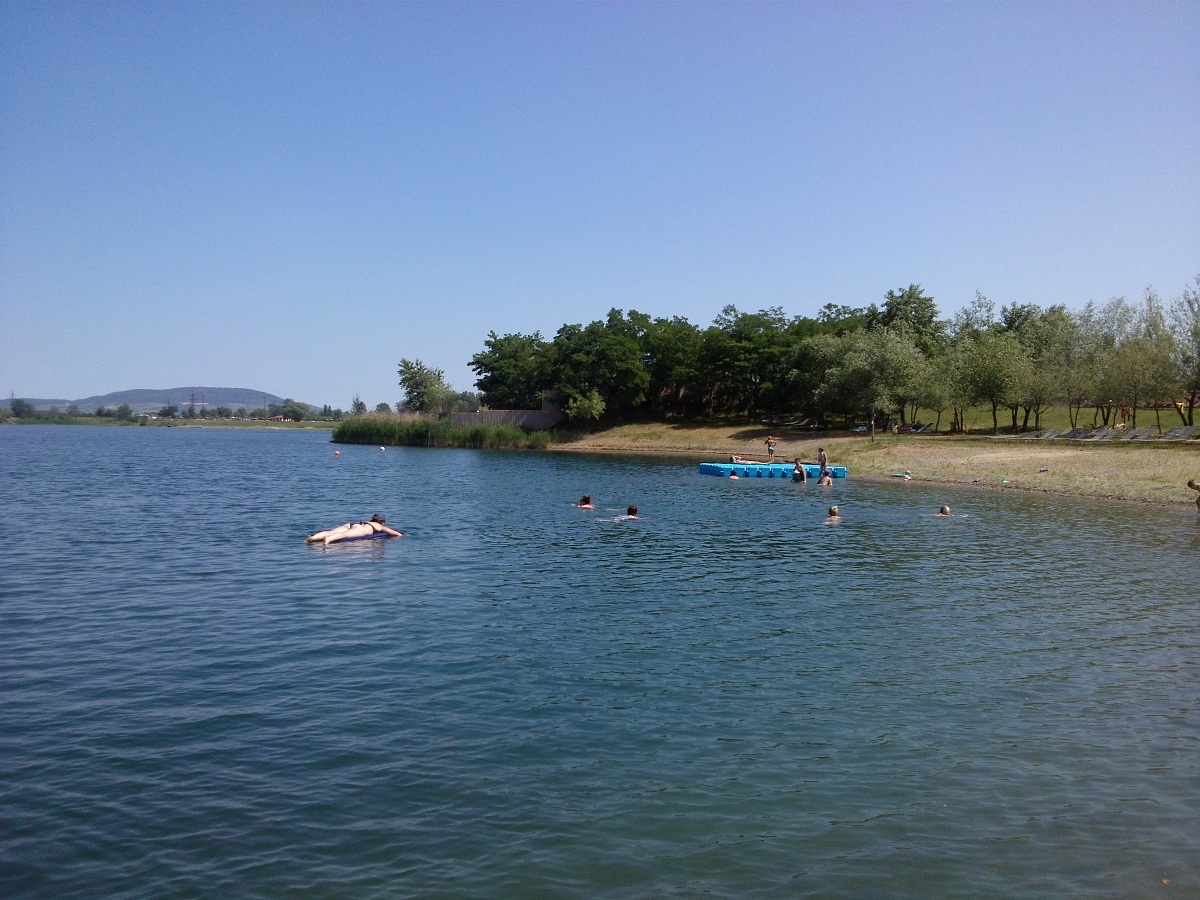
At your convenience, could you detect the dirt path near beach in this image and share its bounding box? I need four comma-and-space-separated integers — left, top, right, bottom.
552, 423, 1200, 507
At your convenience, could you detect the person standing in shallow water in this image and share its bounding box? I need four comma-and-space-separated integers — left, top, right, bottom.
792, 457, 807, 483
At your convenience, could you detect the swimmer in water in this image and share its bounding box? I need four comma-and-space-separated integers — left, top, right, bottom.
578, 494, 595, 509
825, 504, 840, 523
936, 505, 951, 517
626, 505, 639, 519
817, 471, 833, 486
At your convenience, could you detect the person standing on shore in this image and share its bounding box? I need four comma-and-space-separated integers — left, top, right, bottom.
765, 435, 777, 462
817, 447, 828, 477
1189, 479, 1200, 512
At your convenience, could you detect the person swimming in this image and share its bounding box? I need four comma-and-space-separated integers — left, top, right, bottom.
936, 505, 951, 516
306, 513, 403, 546
578, 495, 595, 509
825, 504, 840, 523
625, 505, 639, 518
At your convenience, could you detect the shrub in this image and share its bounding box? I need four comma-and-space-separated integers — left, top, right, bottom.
332, 414, 552, 450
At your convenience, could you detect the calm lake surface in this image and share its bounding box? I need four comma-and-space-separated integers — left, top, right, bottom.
2, 425, 1198, 898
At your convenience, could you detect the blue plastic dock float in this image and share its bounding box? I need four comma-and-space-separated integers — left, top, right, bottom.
698, 462, 847, 479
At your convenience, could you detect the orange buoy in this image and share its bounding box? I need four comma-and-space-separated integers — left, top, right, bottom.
333, 450, 341, 456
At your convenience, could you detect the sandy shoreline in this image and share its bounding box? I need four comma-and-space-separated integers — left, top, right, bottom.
551, 423, 1200, 508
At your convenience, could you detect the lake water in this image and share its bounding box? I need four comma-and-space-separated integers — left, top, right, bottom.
2, 425, 1198, 898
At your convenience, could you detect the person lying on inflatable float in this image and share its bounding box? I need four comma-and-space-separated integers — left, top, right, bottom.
306, 513, 403, 545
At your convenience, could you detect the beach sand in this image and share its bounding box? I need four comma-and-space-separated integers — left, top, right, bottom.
553, 423, 1200, 507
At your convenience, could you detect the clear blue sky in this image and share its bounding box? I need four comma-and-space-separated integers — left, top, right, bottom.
2, 1, 1197, 409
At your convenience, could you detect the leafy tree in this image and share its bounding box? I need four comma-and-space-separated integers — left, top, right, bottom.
545, 318, 648, 419
398, 358, 457, 414
564, 388, 606, 425
637, 314, 702, 417
818, 329, 924, 437
158, 404, 179, 418
866, 284, 946, 356
453, 391, 482, 412
470, 331, 549, 409
375, 402, 392, 413
961, 332, 1027, 434
816, 303, 869, 335
351, 396, 367, 415
11, 398, 34, 417
1001, 302, 1073, 430
1169, 275, 1200, 425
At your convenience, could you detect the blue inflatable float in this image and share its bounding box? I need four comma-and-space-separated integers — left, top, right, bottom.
698, 462, 847, 479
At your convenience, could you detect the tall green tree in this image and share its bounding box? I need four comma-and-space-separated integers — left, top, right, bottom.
818, 328, 924, 437
398, 358, 456, 414
470, 331, 549, 409
545, 319, 648, 419
961, 332, 1027, 434
1169, 275, 1200, 425
866, 284, 947, 356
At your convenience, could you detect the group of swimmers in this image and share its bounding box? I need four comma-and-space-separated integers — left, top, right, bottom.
306, 513, 403, 546
578, 495, 638, 518
305, 479, 1200, 549
824, 503, 953, 523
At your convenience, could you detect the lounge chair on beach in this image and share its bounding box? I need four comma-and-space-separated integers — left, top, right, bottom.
1160, 426, 1198, 442
1062, 427, 1089, 440
1037, 429, 1061, 440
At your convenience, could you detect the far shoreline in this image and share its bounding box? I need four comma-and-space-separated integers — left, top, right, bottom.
550, 424, 1200, 510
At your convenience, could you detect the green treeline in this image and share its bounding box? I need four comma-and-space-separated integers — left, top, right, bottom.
468, 280, 1200, 433
333, 416, 551, 449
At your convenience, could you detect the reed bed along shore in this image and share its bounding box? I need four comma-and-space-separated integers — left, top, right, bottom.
333, 414, 552, 450
554, 423, 1200, 507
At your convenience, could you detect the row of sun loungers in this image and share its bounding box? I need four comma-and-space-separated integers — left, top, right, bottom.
1012, 425, 1198, 442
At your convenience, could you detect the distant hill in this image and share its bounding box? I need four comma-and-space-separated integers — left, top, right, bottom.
21, 387, 298, 414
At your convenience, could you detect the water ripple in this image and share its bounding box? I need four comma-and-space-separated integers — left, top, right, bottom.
1, 428, 1198, 897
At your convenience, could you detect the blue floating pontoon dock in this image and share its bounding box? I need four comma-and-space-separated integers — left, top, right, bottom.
699, 462, 848, 479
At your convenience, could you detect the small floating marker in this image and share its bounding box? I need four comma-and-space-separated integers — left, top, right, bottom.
333, 450, 341, 456
379, 446, 385, 451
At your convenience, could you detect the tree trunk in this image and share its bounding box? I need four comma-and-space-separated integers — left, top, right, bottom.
991, 401, 999, 435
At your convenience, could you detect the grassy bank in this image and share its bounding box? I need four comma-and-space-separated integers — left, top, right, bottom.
333, 415, 553, 449
553, 422, 1200, 507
